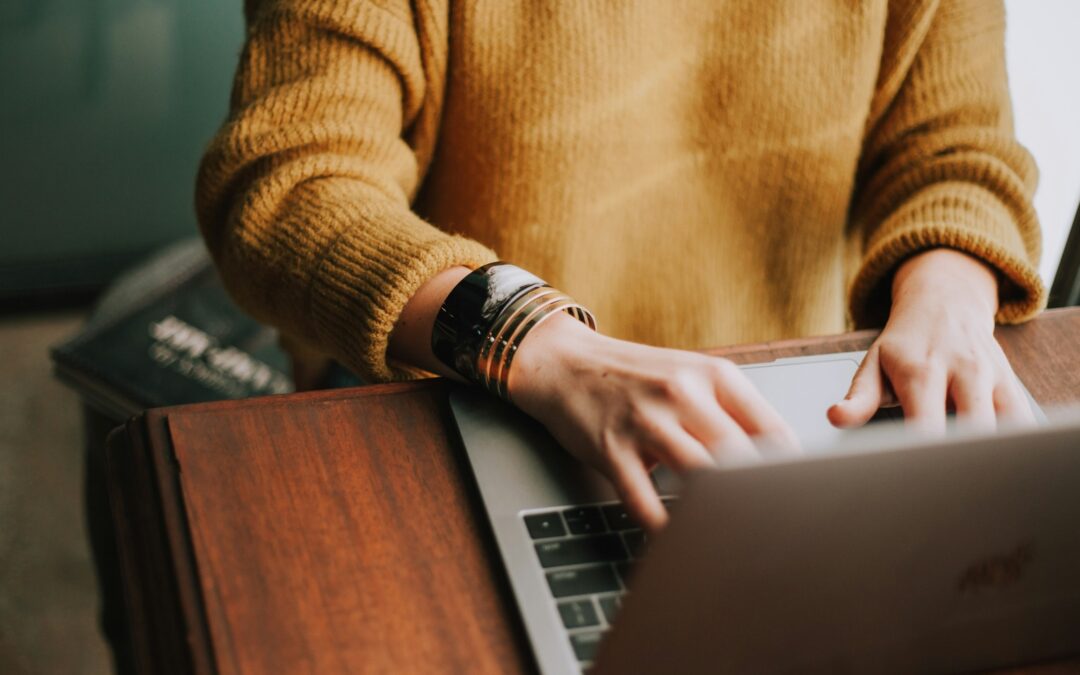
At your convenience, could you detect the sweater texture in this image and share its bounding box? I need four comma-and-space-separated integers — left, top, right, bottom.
196, 0, 1045, 382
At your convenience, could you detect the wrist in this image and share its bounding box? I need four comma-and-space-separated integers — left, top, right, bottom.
892, 248, 998, 318
508, 311, 603, 403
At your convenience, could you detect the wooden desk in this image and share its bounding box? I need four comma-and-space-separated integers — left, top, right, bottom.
106, 308, 1080, 675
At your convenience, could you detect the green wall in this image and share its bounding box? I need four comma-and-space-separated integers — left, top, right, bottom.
0, 0, 244, 296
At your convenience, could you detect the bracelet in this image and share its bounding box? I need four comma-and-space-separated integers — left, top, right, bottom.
432, 262, 596, 400
479, 287, 594, 401
431, 263, 546, 382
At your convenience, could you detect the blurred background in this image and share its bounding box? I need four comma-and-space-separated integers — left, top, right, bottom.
0, 0, 241, 300
0, 1, 244, 673
0, 1, 1077, 673
1006, 0, 1080, 287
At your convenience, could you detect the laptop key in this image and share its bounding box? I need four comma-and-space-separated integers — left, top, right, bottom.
622, 529, 647, 558
601, 504, 636, 531
536, 534, 628, 568
547, 565, 621, 598
563, 506, 606, 535
558, 599, 600, 629
615, 562, 634, 587
598, 594, 622, 624
524, 511, 567, 539
570, 630, 606, 662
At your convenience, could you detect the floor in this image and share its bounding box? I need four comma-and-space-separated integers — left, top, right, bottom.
0, 309, 113, 675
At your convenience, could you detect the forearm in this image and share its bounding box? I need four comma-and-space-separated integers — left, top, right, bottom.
196, 2, 498, 383
847, 0, 1043, 328
387, 266, 473, 379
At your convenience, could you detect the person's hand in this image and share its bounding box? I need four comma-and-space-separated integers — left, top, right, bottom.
386, 265, 798, 532
509, 313, 799, 532
828, 248, 1034, 432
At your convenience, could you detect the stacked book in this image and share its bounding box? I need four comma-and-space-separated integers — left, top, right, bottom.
51, 239, 296, 421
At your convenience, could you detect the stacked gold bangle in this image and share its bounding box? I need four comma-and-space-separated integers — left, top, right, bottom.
475, 285, 596, 402
432, 262, 597, 402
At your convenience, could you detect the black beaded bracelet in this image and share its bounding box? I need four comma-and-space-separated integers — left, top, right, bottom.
431, 262, 546, 382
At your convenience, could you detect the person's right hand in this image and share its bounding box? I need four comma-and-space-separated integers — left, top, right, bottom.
509, 312, 799, 532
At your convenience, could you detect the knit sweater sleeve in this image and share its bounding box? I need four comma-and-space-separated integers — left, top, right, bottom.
847, 0, 1045, 328
195, 0, 496, 382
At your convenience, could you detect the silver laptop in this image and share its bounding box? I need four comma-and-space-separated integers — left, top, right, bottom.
448, 352, 1077, 674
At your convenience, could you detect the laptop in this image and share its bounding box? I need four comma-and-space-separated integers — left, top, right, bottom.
448, 352, 1077, 673
592, 412, 1080, 674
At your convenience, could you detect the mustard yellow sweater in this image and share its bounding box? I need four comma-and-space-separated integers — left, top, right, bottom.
196, 0, 1045, 383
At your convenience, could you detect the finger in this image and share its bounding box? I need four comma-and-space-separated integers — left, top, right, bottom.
993, 374, 1037, 426
607, 455, 668, 533
643, 418, 717, 473
710, 363, 799, 448
828, 346, 884, 428
710, 436, 763, 468
890, 358, 948, 433
695, 415, 761, 467
949, 371, 996, 432
675, 396, 760, 462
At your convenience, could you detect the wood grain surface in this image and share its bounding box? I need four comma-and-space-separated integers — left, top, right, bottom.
109, 308, 1080, 674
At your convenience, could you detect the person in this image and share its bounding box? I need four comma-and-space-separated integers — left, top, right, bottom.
196, 0, 1044, 531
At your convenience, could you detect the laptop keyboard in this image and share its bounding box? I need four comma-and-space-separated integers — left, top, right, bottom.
522, 499, 675, 669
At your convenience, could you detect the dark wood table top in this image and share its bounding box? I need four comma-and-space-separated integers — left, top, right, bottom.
106, 308, 1080, 675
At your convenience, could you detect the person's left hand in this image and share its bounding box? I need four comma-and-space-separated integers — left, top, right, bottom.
828, 248, 1035, 432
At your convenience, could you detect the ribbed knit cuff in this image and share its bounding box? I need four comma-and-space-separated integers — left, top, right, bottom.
849, 182, 1046, 328
309, 213, 497, 383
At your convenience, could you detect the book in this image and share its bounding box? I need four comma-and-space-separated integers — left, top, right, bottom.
51, 239, 296, 421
